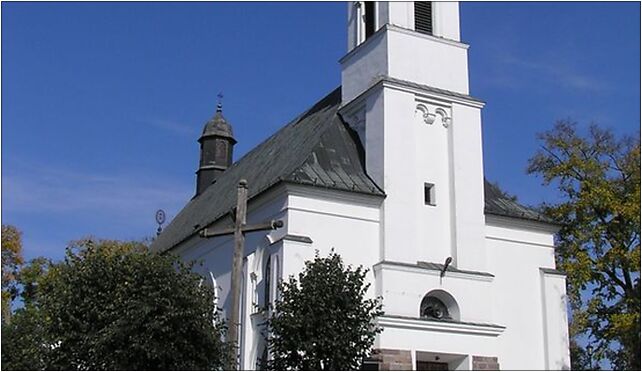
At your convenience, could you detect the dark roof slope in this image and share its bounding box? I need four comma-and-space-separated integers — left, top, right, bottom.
151, 88, 383, 253
483, 180, 554, 224
151, 87, 553, 253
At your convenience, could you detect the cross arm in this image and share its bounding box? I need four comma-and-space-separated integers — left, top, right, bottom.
199, 219, 284, 239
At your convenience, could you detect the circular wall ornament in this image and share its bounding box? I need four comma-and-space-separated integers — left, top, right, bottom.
155, 209, 166, 225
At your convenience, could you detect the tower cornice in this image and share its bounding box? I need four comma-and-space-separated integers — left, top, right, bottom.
339, 23, 469, 66
339, 75, 485, 117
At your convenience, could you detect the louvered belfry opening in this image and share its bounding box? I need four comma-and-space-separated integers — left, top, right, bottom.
414, 2, 433, 35
364, 2, 375, 39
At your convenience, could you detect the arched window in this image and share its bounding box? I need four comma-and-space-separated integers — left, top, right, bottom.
420, 290, 460, 321
264, 256, 271, 309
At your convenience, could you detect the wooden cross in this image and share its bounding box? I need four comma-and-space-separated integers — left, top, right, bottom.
199, 179, 283, 370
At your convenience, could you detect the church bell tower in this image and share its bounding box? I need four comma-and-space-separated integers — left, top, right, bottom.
196, 101, 236, 196
340, 2, 486, 272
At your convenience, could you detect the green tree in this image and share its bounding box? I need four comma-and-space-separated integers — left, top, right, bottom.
528, 121, 640, 370
1, 224, 24, 324
266, 251, 383, 370
1, 304, 51, 370
1, 238, 230, 370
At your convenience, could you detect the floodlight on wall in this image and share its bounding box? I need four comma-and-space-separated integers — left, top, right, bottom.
440, 256, 453, 278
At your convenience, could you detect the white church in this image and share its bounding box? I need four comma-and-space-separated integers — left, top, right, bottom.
151, 2, 571, 370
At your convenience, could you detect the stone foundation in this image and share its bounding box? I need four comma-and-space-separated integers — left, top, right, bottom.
371, 348, 413, 370
472, 356, 500, 370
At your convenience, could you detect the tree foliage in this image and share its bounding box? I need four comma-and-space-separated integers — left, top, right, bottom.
1, 238, 230, 370
266, 251, 383, 370
2, 224, 25, 324
528, 121, 640, 370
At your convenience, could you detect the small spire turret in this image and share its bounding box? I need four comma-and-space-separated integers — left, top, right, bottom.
195, 93, 237, 196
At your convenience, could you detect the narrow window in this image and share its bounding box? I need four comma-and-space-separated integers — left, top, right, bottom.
414, 2, 433, 35
273, 256, 280, 302
250, 272, 258, 312
364, 2, 376, 39
424, 183, 436, 206
264, 256, 271, 309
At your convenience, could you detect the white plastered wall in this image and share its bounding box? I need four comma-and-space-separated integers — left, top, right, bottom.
172, 184, 570, 370
485, 216, 570, 370
281, 186, 383, 299
343, 82, 487, 274
541, 270, 572, 370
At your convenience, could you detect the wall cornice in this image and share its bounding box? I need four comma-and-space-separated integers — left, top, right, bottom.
485, 214, 560, 234
385, 24, 470, 50
339, 23, 469, 66
377, 315, 505, 337
284, 182, 384, 208
540, 267, 566, 277
373, 261, 494, 282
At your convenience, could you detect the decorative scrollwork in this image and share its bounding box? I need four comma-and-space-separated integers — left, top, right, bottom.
416, 103, 436, 125
435, 107, 451, 128
417, 104, 451, 127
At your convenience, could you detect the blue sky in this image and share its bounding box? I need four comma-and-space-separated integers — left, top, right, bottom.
2, 2, 640, 261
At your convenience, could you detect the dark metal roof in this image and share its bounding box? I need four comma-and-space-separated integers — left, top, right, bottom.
151, 87, 383, 253
200, 104, 235, 141
483, 180, 554, 224
151, 86, 553, 253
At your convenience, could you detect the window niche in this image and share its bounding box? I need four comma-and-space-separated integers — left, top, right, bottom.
424, 183, 436, 206
420, 296, 450, 320
420, 290, 460, 321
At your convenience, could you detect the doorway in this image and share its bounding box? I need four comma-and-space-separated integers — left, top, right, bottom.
417, 361, 449, 370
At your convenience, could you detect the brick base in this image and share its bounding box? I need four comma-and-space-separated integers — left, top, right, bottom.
472, 356, 500, 370
370, 348, 413, 370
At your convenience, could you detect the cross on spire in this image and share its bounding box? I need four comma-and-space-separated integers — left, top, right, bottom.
216, 92, 224, 112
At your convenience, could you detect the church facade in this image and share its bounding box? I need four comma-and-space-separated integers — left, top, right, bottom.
151, 2, 571, 370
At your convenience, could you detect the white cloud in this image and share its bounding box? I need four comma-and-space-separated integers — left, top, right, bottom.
491, 53, 609, 93
2, 163, 192, 226
138, 117, 197, 137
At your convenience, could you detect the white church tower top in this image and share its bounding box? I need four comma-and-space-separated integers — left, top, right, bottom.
347, 2, 461, 49
339, 1, 487, 272
341, 1, 470, 103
